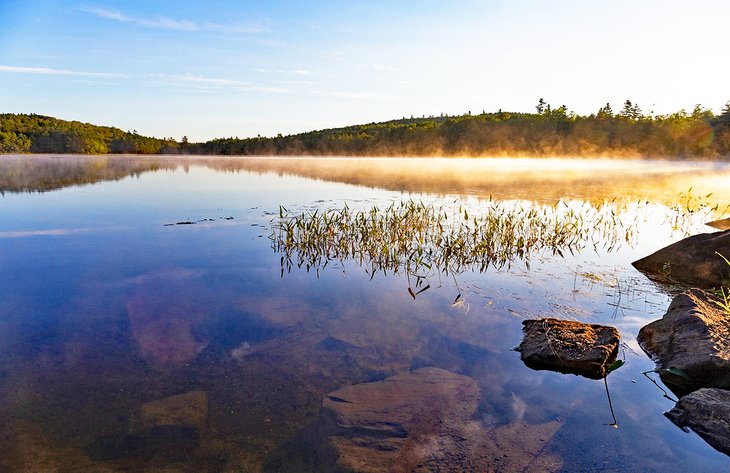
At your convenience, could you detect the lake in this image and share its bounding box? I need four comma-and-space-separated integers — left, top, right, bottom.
1, 155, 729, 472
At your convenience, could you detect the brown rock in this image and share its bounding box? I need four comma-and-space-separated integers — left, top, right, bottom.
316, 368, 566, 472
88, 390, 207, 463
130, 390, 208, 435
323, 367, 479, 437
320, 367, 481, 472
127, 268, 213, 367
665, 388, 730, 456
632, 229, 730, 289
0, 420, 112, 473
517, 318, 620, 379
637, 290, 730, 392
707, 218, 730, 231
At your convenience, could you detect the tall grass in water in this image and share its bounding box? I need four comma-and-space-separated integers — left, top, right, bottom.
668, 188, 730, 235
270, 200, 639, 283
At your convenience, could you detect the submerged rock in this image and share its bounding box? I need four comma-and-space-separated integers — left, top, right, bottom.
127, 268, 213, 367
85, 391, 207, 462
637, 290, 730, 393
268, 368, 565, 472
517, 318, 620, 379
131, 390, 209, 435
665, 388, 730, 456
322, 367, 479, 438
632, 229, 730, 289
319, 367, 481, 472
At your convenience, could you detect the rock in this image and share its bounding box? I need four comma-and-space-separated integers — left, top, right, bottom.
517, 318, 620, 380
2, 420, 110, 472
322, 367, 479, 438
707, 218, 730, 231
127, 268, 212, 367
85, 391, 207, 463
632, 229, 730, 289
131, 390, 208, 435
637, 290, 730, 393
665, 388, 730, 456
268, 368, 565, 472
319, 367, 481, 472
86, 426, 200, 462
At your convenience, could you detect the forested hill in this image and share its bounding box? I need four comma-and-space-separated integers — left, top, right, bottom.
3, 100, 730, 158
0, 114, 179, 154
194, 101, 730, 158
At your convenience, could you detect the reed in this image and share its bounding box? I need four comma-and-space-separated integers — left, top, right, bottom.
270, 199, 639, 282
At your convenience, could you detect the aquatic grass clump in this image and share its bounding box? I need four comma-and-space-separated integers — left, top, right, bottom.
270, 199, 639, 282
667, 188, 730, 235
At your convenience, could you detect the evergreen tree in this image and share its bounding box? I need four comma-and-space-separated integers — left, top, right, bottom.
536, 98, 546, 114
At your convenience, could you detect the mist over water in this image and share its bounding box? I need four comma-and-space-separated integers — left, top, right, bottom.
4, 155, 730, 204
0, 155, 728, 471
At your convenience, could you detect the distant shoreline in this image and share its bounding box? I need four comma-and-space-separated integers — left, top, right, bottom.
3, 104, 730, 160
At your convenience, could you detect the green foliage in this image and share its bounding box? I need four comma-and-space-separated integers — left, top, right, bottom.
4, 98, 730, 158
0, 113, 180, 155
713, 252, 730, 314
665, 367, 691, 381
606, 359, 625, 373
0, 130, 31, 153
192, 99, 730, 159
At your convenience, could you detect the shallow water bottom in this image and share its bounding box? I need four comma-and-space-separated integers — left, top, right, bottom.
1, 156, 729, 472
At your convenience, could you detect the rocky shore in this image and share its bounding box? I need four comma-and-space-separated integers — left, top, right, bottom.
632, 228, 730, 455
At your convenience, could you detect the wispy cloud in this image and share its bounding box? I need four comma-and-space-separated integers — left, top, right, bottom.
81, 6, 263, 33
255, 68, 310, 75
153, 73, 252, 88
0, 65, 126, 78
0, 228, 94, 238
149, 73, 288, 94
355, 63, 396, 72
312, 90, 397, 101
275, 79, 323, 86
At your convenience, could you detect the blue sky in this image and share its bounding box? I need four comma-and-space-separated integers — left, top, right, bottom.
1, 0, 728, 141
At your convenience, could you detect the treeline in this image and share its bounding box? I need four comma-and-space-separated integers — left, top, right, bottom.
0, 114, 180, 154
193, 100, 730, 159
3, 100, 730, 158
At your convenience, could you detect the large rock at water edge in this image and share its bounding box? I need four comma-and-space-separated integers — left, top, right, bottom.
665, 388, 730, 456
632, 229, 730, 289
517, 318, 620, 379
638, 290, 730, 393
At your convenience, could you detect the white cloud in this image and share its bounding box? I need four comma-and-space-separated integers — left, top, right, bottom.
355, 63, 396, 72
312, 90, 397, 101
153, 73, 252, 87
0, 65, 126, 78
149, 73, 288, 94
81, 6, 262, 34
255, 68, 310, 75
275, 79, 323, 86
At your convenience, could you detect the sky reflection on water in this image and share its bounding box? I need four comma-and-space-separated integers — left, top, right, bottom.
0, 156, 729, 471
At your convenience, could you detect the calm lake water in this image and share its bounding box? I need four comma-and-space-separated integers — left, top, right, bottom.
1, 155, 730, 472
